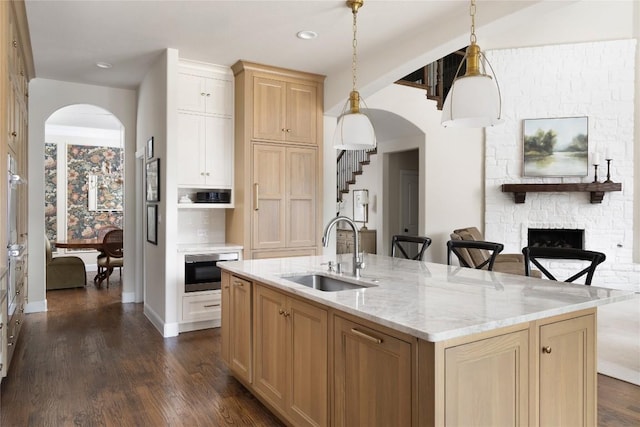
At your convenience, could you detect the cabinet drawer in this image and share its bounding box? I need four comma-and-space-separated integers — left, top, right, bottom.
182, 292, 222, 322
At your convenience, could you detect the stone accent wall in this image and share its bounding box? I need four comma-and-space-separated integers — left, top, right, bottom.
485, 39, 638, 291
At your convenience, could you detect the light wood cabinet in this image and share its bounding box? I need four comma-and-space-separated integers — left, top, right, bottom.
251, 143, 317, 251
253, 77, 317, 144
228, 275, 253, 383
221, 272, 231, 364
1, 0, 32, 382
537, 313, 596, 427
253, 284, 328, 427
227, 61, 324, 259
176, 60, 234, 189
336, 228, 377, 255
333, 315, 414, 427
444, 329, 530, 426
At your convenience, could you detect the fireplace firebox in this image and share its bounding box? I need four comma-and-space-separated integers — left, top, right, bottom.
527, 228, 584, 249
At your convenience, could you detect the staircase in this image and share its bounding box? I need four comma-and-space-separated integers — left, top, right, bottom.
336, 148, 377, 203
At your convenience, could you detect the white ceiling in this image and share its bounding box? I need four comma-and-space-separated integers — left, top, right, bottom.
25, 1, 551, 103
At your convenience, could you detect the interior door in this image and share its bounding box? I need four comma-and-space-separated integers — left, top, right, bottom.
399, 170, 419, 257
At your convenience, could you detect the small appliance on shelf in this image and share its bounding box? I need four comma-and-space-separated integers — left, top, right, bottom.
195, 189, 231, 204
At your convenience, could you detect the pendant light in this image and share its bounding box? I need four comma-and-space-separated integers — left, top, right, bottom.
441, 0, 503, 128
334, 0, 376, 150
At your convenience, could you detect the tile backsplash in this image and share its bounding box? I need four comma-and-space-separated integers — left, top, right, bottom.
177, 209, 226, 243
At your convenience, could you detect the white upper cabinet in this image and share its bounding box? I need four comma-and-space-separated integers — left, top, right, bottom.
177, 60, 234, 190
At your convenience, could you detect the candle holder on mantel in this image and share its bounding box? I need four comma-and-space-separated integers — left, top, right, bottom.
604, 158, 613, 183
592, 163, 599, 183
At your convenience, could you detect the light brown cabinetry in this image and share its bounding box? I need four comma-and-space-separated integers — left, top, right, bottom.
333, 315, 414, 427
537, 313, 596, 426
1, 0, 32, 382
225, 274, 252, 383
253, 284, 328, 427
252, 143, 317, 251
253, 77, 317, 144
227, 61, 324, 260
336, 228, 377, 255
443, 329, 530, 426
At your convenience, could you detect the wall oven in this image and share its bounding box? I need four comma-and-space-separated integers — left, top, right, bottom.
184, 252, 239, 292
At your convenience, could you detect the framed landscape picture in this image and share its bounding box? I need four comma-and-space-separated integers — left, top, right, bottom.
523, 117, 588, 177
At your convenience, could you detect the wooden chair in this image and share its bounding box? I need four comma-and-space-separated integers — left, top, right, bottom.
522, 247, 606, 285
391, 235, 432, 261
96, 225, 121, 278
447, 240, 504, 271
97, 229, 123, 287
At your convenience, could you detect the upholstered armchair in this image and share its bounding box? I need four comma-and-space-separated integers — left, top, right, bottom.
45, 236, 87, 290
450, 227, 541, 277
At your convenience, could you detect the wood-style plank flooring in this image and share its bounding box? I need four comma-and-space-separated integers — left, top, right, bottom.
1, 275, 283, 426
1, 275, 639, 426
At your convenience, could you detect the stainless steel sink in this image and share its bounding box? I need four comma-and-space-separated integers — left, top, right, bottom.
281, 274, 373, 292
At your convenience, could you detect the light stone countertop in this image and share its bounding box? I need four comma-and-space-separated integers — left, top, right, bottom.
177, 243, 243, 253
220, 254, 638, 342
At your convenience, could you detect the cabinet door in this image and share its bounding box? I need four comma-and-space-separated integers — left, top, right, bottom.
539, 314, 595, 427
445, 330, 529, 426
204, 115, 233, 187
253, 284, 287, 411
334, 316, 412, 427
286, 83, 317, 144
221, 272, 231, 364
229, 276, 252, 383
177, 113, 206, 186
252, 144, 286, 249
204, 77, 233, 117
288, 297, 328, 427
178, 73, 208, 113
253, 77, 285, 141
286, 147, 316, 248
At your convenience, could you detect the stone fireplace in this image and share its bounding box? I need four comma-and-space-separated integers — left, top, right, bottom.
483, 39, 638, 293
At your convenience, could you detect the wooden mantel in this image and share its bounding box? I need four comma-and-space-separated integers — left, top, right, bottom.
501, 182, 622, 204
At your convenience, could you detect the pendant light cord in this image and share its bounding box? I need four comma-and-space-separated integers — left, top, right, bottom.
352, 8, 358, 93
469, 0, 477, 44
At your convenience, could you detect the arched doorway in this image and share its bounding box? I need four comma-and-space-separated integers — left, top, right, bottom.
45, 104, 125, 278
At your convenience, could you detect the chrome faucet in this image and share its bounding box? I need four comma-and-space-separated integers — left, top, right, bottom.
322, 216, 364, 279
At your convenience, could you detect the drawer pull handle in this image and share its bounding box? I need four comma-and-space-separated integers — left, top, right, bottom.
204, 304, 220, 308
279, 309, 285, 315
542, 346, 552, 354
233, 281, 244, 287
351, 328, 383, 344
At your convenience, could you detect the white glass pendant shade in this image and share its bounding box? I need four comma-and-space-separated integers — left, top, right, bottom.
441, 74, 503, 128
334, 111, 376, 150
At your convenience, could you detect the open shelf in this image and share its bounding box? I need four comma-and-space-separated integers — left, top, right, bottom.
501, 182, 622, 204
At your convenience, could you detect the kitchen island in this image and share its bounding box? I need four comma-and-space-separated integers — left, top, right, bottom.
219, 254, 637, 427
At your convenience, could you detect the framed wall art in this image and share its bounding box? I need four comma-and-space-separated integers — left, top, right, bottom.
146, 204, 158, 245
146, 136, 154, 159
523, 116, 588, 177
145, 159, 160, 202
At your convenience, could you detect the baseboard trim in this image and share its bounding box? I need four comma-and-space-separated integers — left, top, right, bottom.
143, 304, 179, 338
25, 299, 47, 313
121, 291, 136, 303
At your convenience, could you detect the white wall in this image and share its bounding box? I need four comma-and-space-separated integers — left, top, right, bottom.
136, 49, 182, 336
27, 79, 137, 312
328, 84, 484, 263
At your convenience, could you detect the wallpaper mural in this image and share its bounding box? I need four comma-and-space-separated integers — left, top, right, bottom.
45, 143, 124, 245
44, 143, 58, 244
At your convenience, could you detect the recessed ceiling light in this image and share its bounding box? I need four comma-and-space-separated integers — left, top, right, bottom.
297, 30, 318, 40
96, 62, 112, 69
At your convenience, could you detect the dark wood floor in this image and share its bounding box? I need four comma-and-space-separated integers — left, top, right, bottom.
1, 275, 283, 426
1, 275, 639, 426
